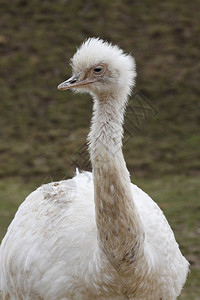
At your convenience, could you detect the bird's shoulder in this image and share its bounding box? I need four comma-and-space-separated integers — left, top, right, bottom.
4, 171, 95, 242
24, 171, 93, 207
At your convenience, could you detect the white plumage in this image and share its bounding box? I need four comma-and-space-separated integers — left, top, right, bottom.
0, 38, 189, 300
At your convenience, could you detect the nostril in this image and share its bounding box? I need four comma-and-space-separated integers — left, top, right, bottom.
70, 79, 77, 84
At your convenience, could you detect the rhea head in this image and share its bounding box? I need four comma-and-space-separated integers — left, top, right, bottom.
58, 38, 136, 99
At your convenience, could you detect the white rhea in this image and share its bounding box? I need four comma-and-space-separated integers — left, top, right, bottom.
0, 38, 189, 300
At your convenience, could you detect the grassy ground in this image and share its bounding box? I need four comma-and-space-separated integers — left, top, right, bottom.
0, 0, 199, 178
0, 0, 199, 298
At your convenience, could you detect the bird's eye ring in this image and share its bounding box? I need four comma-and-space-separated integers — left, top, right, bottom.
93, 66, 103, 74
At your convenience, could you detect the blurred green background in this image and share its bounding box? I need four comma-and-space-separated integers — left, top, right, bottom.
0, 0, 199, 299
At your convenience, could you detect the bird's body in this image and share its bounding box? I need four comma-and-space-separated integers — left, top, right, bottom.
0, 172, 188, 300
0, 38, 189, 300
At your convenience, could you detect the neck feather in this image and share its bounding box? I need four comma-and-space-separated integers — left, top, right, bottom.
88, 91, 144, 277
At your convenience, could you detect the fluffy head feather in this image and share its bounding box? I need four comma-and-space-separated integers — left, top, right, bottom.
70, 38, 136, 96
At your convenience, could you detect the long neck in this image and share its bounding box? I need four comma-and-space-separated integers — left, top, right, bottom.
88, 91, 144, 276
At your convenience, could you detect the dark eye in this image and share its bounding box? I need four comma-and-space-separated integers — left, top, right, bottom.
93, 66, 103, 73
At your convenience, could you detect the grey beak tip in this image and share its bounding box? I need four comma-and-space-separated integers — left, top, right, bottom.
58, 82, 67, 90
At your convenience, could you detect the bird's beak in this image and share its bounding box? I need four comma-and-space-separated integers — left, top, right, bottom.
58, 73, 94, 90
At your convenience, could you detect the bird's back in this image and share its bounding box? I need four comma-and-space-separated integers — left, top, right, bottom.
0, 172, 99, 299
